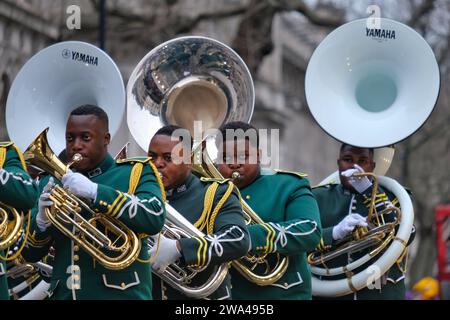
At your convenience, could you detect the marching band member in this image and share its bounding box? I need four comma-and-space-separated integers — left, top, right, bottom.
22, 105, 166, 300
216, 121, 322, 300
0, 142, 38, 300
147, 125, 250, 300
312, 143, 415, 300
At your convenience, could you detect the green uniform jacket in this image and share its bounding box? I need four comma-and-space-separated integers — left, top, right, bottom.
152, 173, 250, 300
312, 182, 414, 300
230, 169, 322, 300
0, 142, 39, 300
22, 154, 166, 300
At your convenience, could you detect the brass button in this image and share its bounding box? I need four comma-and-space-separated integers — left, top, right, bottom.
73, 245, 79, 252
246, 195, 250, 200
284, 283, 288, 288
73, 255, 79, 261
121, 282, 126, 289
73, 275, 80, 281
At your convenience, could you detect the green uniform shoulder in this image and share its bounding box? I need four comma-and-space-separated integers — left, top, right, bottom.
273, 169, 308, 178
312, 182, 336, 190
0, 141, 14, 148
115, 156, 152, 165
312, 183, 339, 198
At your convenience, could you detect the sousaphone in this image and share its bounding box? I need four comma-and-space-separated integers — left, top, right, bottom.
305, 18, 439, 297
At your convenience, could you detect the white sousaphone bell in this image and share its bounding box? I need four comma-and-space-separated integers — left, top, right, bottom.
305, 18, 439, 296
6, 41, 125, 154
5, 41, 126, 299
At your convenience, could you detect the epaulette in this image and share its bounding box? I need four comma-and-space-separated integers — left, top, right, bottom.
116, 156, 152, 165
312, 182, 336, 189
0, 141, 14, 148
200, 177, 231, 184
274, 169, 308, 178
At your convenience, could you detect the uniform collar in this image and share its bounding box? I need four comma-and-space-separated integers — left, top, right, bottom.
76, 154, 115, 178
166, 174, 195, 199
338, 184, 355, 196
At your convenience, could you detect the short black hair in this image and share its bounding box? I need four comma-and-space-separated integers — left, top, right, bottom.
218, 121, 259, 148
154, 125, 193, 148
70, 105, 109, 130
340, 143, 374, 158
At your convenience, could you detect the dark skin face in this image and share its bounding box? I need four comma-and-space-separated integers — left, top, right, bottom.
338, 145, 375, 191
148, 134, 192, 190
65, 115, 110, 173
217, 139, 261, 189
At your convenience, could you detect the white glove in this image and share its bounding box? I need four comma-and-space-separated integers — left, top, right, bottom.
332, 213, 368, 240
61, 170, 98, 201
36, 178, 54, 232
341, 164, 372, 193
149, 234, 181, 273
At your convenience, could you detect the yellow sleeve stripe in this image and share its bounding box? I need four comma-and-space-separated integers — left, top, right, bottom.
111, 193, 127, 218
28, 231, 51, 247
262, 223, 275, 253
364, 196, 389, 206
267, 223, 278, 253
106, 192, 125, 216
194, 236, 203, 267
200, 236, 209, 267
0, 147, 6, 168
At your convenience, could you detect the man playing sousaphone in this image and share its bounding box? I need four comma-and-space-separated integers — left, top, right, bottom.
0, 142, 39, 300
216, 121, 322, 300
147, 125, 250, 300
22, 105, 166, 300
312, 143, 415, 299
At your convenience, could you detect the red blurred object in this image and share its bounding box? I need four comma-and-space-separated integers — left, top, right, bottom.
436, 205, 450, 298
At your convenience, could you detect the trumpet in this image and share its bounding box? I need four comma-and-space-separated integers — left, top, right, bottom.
24, 128, 141, 270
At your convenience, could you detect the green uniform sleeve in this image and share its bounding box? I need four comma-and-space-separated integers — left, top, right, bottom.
179, 182, 250, 269
0, 145, 38, 209
92, 163, 166, 235
20, 176, 54, 263
249, 178, 322, 255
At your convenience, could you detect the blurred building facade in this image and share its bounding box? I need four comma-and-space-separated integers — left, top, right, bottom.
0, 0, 341, 184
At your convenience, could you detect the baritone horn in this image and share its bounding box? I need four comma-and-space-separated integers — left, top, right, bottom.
304, 18, 439, 296
24, 128, 140, 270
